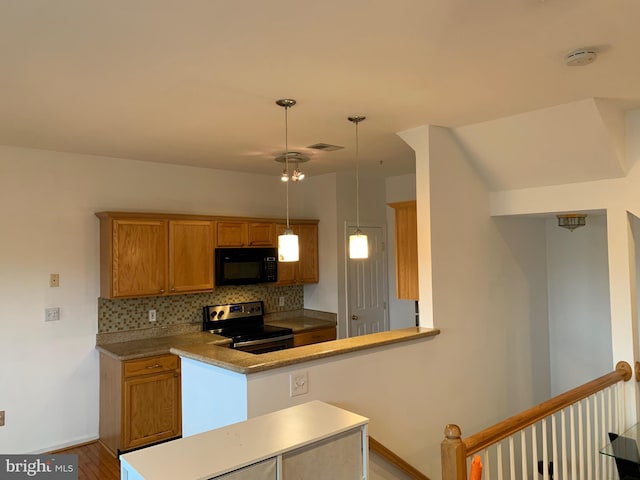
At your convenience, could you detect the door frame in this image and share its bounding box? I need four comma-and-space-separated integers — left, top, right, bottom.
344, 221, 390, 337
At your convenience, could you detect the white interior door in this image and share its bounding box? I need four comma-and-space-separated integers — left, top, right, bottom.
346, 225, 389, 337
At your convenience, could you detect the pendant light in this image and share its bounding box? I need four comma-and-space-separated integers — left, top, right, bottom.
276, 99, 299, 262
348, 115, 368, 259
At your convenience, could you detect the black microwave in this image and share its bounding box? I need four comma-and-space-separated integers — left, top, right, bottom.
215, 247, 278, 286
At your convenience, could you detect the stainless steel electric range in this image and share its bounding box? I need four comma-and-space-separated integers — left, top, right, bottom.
202, 301, 294, 354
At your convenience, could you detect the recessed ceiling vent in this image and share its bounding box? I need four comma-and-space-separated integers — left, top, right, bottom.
307, 143, 344, 151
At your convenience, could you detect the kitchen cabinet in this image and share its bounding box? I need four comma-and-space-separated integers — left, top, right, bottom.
216, 221, 275, 247
97, 213, 214, 298
293, 326, 336, 347
99, 353, 181, 455
276, 222, 319, 285
388, 201, 418, 300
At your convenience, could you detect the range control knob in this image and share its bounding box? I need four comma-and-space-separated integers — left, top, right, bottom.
210, 311, 217, 319
217, 310, 225, 319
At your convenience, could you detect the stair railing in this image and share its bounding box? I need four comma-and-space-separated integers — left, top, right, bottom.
442, 361, 633, 480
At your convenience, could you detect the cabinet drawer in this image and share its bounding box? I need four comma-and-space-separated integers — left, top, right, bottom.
124, 355, 179, 378
293, 327, 336, 347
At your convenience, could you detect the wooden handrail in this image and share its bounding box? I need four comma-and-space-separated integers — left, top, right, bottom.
369, 436, 430, 480
441, 361, 632, 480
463, 361, 631, 454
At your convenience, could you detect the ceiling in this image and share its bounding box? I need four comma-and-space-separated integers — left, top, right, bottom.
1, 0, 639, 181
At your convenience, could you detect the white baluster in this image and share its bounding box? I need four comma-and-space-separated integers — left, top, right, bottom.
520, 430, 528, 479
509, 436, 515, 479
562, 409, 568, 480
586, 395, 593, 480
532, 423, 538, 478
542, 418, 549, 480
571, 405, 578, 479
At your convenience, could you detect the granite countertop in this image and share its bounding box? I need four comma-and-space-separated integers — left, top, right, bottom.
96, 332, 231, 360
95, 312, 335, 361
264, 317, 335, 332
170, 327, 440, 374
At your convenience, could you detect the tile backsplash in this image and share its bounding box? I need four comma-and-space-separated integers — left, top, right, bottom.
98, 285, 303, 333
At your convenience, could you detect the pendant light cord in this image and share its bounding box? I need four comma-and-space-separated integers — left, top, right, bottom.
285, 104, 290, 230
355, 120, 360, 230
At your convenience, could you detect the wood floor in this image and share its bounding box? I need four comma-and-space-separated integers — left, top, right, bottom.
53, 441, 120, 480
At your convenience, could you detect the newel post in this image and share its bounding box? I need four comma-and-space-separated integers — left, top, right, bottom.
441, 424, 467, 480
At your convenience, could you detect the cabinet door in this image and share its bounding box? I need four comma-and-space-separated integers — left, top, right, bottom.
389, 201, 418, 300
214, 459, 277, 479
216, 222, 248, 247
293, 327, 336, 347
282, 428, 362, 480
275, 224, 298, 285
247, 222, 275, 247
298, 223, 319, 284
112, 219, 168, 297
169, 220, 214, 293
122, 370, 181, 451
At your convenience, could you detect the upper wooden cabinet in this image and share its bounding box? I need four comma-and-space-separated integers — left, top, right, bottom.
216, 221, 275, 247
97, 212, 317, 298
275, 223, 319, 285
169, 220, 215, 294
388, 201, 419, 300
97, 213, 214, 298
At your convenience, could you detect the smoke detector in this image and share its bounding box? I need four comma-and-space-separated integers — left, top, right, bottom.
565, 48, 597, 66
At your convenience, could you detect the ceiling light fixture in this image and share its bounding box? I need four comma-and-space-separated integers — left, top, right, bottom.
276, 99, 299, 262
557, 213, 587, 231
291, 160, 305, 182
275, 151, 308, 182
348, 115, 368, 259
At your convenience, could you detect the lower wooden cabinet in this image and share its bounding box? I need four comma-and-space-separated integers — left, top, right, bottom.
99, 353, 181, 455
293, 327, 337, 347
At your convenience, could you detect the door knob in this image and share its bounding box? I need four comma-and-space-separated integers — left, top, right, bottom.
351, 315, 359, 321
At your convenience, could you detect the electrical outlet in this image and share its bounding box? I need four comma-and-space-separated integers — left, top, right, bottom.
289, 371, 309, 397
45, 307, 60, 322
148, 310, 157, 322
279, 296, 285, 306
0, 410, 5, 427
49, 273, 60, 287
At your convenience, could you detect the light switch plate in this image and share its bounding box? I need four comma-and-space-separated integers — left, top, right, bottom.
289, 371, 309, 397
45, 307, 60, 322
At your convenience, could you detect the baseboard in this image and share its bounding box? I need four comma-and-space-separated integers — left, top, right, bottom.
34, 435, 100, 454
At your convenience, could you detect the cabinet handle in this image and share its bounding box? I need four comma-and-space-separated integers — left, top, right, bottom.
170, 287, 176, 292
146, 364, 162, 369
159, 289, 165, 294
351, 315, 359, 321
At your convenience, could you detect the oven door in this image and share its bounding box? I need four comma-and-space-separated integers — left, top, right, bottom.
233, 334, 294, 354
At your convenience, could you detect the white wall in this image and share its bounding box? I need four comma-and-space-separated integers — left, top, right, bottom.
546, 215, 613, 395
428, 126, 551, 418
0, 145, 325, 453
385, 174, 417, 330
298, 173, 339, 315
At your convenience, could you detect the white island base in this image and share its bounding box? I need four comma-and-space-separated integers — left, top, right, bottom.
120, 401, 369, 480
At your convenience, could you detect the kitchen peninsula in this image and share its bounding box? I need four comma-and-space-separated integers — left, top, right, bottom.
171, 326, 439, 436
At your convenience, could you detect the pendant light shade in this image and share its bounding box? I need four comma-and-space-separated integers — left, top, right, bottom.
276, 99, 299, 262
349, 231, 368, 259
278, 227, 299, 262
348, 115, 369, 259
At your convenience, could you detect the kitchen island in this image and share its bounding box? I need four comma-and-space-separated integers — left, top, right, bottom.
171, 326, 439, 436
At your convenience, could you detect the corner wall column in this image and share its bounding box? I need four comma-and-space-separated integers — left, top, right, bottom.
397, 125, 434, 328
606, 208, 639, 426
